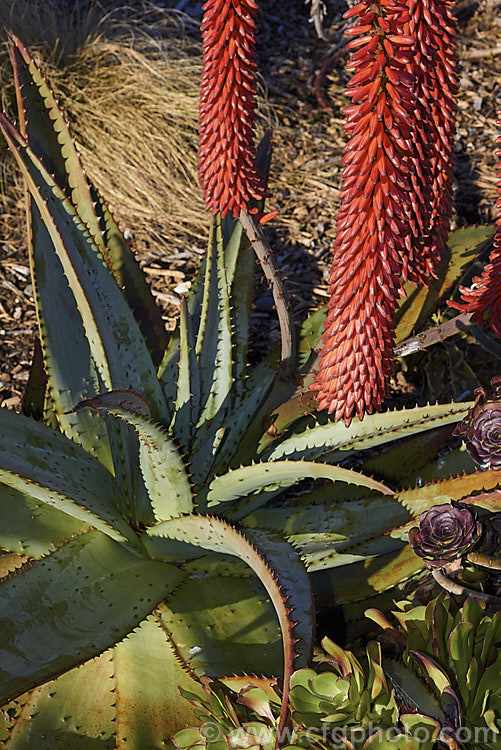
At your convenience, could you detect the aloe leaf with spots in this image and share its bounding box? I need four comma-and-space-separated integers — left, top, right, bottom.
1, 34, 500, 750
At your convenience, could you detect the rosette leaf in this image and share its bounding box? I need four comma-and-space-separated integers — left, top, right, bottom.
289, 639, 397, 731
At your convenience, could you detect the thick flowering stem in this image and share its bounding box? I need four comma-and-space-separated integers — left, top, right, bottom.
199, 0, 265, 217
450, 114, 501, 335
312, 0, 457, 424
312, 0, 419, 424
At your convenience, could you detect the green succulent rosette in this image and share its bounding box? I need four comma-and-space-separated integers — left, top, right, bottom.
289, 639, 397, 731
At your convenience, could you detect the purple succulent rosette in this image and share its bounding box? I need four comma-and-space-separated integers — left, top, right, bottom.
478, 514, 501, 557
454, 377, 501, 469
409, 503, 481, 567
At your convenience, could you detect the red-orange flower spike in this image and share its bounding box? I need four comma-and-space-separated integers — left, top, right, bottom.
312, 0, 457, 425
405, 0, 458, 281
450, 115, 501, 335
199, 0, 265, 217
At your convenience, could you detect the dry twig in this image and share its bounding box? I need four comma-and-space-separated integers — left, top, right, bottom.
394, 313, 473, 357
240, 210, 296, 371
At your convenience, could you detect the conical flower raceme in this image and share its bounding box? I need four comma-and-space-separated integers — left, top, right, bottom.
405, 0, 457, 280
450, 114, 501, 335
311, 0, 457, 424
198, 0, 265, 217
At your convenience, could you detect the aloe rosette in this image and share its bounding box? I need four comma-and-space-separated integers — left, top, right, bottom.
0, 36, 501, 749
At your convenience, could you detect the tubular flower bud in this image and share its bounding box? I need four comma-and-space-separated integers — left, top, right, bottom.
312, 0, 458, 425
450, 114, 501, 335
198, 0, 265, 217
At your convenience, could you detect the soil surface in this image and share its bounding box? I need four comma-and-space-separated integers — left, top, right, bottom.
0, 0, 500, 410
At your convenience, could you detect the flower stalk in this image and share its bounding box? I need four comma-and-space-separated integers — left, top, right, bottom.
431, 567, 501, 605
312, 0, 457, 424
198, 0, 265, 217
450, 113, 501, 334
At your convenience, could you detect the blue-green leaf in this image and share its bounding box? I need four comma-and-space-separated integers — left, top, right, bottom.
0, 532, 186, 704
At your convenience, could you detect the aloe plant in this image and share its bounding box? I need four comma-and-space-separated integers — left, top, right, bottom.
0, 35, 500, 749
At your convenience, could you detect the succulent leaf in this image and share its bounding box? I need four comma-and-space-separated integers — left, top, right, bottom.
20, 338, 46, 421
193, 218, 233, 448
207, 460, 392, 512
0, 531, 186, 704
381, 659, 446, 724
442, 226, 496, 298
395, 469, 501, 530
159, 211, 254, 416
10, 35, 103, 249
0, 407, 131, 542
264, 401, 473, 462
242, 527, 314, 670
157, 574, 283, 677
146, 515, 314, 734
372, 597, 501, 746
0, 484, 87, 558
222, 218, 254, 402
92, 187, 170, 366
12, 33, 168, 374
448, 621, 475, 686
313, 545, 423, 606
297, 309, 325, 370
72, 393, 194, 522
212, 362, 276, 479
2, 618, 203, 747
395, 225, 496, 342
289, 641, 397, 731
157, 230, 211, 397
1, 651, 116, 748
241, 493, 411, 569
360, 425, 456, 484
112, 616, 203, 744
27, 200, 115, 470
0, 114, 167, 422
170, 299, 201, 454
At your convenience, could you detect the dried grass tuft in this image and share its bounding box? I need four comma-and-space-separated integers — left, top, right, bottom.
0, 1, 211, 252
